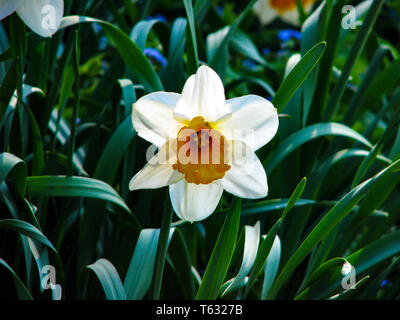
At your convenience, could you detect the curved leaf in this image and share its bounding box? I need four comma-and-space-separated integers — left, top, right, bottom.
85, 258, 126, 300
264, 123, 373, 174
221, 221, 260, 297
0, 152, 26, 197
0, 219, 56, 252
195, 198, 241, 300
26, 176, 131, 214
60, 16, 163, 92
266, 158, 400, 299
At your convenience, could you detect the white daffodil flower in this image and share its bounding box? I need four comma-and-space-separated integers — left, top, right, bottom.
129, 65, 279, 222
253, 0, 316, 26
0, 0, 63, 37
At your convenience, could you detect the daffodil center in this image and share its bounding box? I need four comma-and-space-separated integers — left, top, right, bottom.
173, 116, 231, 184
269, 0, 312, 12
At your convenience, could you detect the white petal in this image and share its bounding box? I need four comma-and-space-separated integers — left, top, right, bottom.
217, 95, 278, 151
17, 0, 63, 37
174, 65, 230, 122
222, 140, 268, 199
169, 180, 223, 222
0, 0, 22, 20
132, 92, 183, 147
129, 141, 183, 190
280, 8, 300, 26
253, 0, 278, 25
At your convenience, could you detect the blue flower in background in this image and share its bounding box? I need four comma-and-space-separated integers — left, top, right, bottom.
144, 48, 167, 67
242, 59, 257, 70
215, 5, 224, 16
262, 48, 271, 55
146, 14, 167, 23
278, 29, 301, 42
380, 280, 392, 288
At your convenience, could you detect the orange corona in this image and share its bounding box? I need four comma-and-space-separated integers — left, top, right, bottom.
172, 116, 231, 185
269, 0, 313, 13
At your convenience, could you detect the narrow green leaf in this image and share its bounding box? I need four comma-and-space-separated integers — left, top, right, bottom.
272, 41, 326, 111
221, 221, 260, 297
325, 0, 385, 119
266, 158, 400, 299
60, 16, 163, 92
261, 235, 281, 299
282, 177, 307, 220
195, 198, 241, 300
0, 219, 56, 252
208, 0, 258, 78
0, 152, 26, 197
124, 228, 175, 300
297, 229, 400, 299
94, 116, 136, 185
264, 122, 373, 174
150, 203, 174, 299
26, 176, 131, 214
130, 19, 166, 51
84, 258, 126, 300
183, 0, 199, 74
0, 258, 33, 300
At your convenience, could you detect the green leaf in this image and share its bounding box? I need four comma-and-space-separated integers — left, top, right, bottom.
167, 228, 195, 298
230, 30, 267, 66
241, 199, 316, 216
94, 116, 136, 185
150, 203, 173, 299
261, 235, 281, 299
183, 0, 199, 75
244, 220, 281, 297
208, 0, 258, 78
0, 219, 56, 252
300, 1, 325, 123
118, 79, 136, 117
0, 152, 26, 197
266, 158, 400, 299
325, 0, 385, 119
0, 62, 18, 122
162, 17, 187, 91
361, 59, 400, 107
221, 221, 260, 297
0, 258, 33, 300
272, 41, 326, 111
282, 177, 307, 220
297, 229, 400, 299
84, 258, 126, 300
264, 122, 373, 174
60, 16, 163, 92
26, 176, 131, 214
20, 99, 44, 176
343, 45, 389, 125
130, 18, 167, 51
195, 197, 241, 300
124, 228, 175, 300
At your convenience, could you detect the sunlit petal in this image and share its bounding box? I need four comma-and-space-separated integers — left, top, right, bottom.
17, 0, 63, 37
222, 140, 268, 198
169, 180, 223, 222
217, 95, 278, 151
132, 92, 183, 147
174, 65, 230, 122
0, 0, 22, 20
129, 141, 184, 190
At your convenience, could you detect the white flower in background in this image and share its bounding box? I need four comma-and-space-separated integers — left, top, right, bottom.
129, 65, 278, 222
253, 0, 316, 26
0, 0, 63, 37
